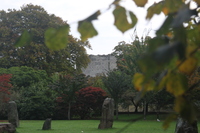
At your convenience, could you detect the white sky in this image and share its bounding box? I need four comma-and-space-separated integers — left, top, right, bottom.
0, 0, 165, 55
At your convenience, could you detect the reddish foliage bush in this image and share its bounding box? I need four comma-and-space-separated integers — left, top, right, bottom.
74, 86, 107, 119
0, 74, 12, 102
54, 86, 107, 119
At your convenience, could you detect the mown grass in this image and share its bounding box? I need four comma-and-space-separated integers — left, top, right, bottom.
13, 113, 199, 133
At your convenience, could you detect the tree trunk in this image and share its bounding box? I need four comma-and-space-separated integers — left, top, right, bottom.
143, 101, 146, 120
175, 117, 198, 133
146, 103, 148, 113
134, 105, 138, 113
68, 102, 71, 120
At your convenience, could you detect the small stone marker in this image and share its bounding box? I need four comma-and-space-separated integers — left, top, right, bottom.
175, 117, 198, 133
42, 118, 51, 130
98, 98, 114, 129
8, 101, 19, 127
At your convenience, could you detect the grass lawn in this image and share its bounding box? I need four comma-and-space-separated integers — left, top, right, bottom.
14, 114, 199, 133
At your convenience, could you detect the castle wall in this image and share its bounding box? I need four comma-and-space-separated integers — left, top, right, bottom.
82, 54, 117, 77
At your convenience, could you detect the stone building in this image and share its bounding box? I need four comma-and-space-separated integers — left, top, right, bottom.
82, 54, 117, 77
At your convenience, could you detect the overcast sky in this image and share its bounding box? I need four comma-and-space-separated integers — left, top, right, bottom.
0, 0, 165, 55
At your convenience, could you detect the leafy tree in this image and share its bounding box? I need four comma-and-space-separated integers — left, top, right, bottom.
17, 81, 56, 120
121, 88, 142, 113
112, 34, 149, 75
102, 70, 131, 120
112, 34, 154, 116
0, 66, 50, 89
51, 73, 89, 120
0, 4, 90, 75
74, 86, 107, 119
88, 75, 107, 91
153, 89, 174, 120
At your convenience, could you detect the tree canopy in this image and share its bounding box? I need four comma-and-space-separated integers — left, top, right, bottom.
0, 4, 90, 75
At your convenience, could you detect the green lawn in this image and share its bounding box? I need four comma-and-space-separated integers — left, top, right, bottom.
14, 114, 199, 133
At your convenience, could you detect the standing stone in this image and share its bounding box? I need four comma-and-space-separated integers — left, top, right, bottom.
175, 117, 198, 133
98, 98, 114, 129
8, 101, 19, 127
42, 118, 51, 130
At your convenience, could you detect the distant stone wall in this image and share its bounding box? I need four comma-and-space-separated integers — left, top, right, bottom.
82, 54, 117, 77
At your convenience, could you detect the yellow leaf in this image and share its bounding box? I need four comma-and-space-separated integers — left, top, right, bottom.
133, 0, 148, 7
133, 73, 144, 91
162, 7, 169, 15
133, 73, 155, 91
166, 72, 188, 97
178, 57, 197, 76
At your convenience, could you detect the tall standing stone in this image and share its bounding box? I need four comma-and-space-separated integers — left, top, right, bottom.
8, 101, 19, 127
98, 98, 114, 129
175, 117, 198, 133
42, 118, 51, 130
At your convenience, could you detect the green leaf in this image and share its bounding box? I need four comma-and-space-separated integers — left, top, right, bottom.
14, 30, 32, 47
45, 25, 69, 50
155, 70, 168, 90
133, 0, 148, 7
163, 113, 177, 130
160, 0, 183, 16
113, 6, 137, 33
174, 96, 197, 124
156, 14, 173, 36
147, 36, 170, 52
166, 72, 188, 97
146, 1, 163, 19
78, 21, 98, 41
77, 10, 100, 41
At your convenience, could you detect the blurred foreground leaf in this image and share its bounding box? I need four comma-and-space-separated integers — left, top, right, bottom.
45, 25, 69, 50
78, 10, 100, 41
14, 30, 31, 47
166, 72, 188, 97
133, 73, 155, 91
177, 57, 198, 76
78, 21, 98, 41
133, 0, 148, 7
113, 6, 137, 33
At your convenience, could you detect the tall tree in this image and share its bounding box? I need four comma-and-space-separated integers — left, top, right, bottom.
51, 73, 89, 120
112, 35, 149, 75
102, 70, 131, 120
0, 4, 90, 75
